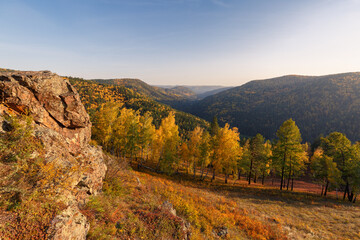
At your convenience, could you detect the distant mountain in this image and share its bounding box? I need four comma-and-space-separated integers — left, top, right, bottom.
184, 72, 360, 142
196, 87, 232, 99
93, 78, 197, 102
156, 85, 230, 95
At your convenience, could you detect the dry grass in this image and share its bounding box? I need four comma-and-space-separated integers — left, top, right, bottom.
82, 156, 359, 239
136, 168, 360, 240
83, 159, 287, 239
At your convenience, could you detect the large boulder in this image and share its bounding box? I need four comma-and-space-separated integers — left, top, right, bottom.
0, 70, 107, 240
0, 71, 90, 155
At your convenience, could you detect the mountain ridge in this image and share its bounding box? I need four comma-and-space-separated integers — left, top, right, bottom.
181, 72, 360, 142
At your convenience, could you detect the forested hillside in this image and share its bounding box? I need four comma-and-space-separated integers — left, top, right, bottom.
184, 72, 360, 142
93, 78, 197, 102
156, 85, 231, 99
69, 77, 208, 136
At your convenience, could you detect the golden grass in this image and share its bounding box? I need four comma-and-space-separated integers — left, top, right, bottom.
82, 157, 359, 240
138, 169, 360, 240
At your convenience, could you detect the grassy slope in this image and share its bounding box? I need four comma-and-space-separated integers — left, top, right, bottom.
82, 158, 287, 240
82, 158, 359, 240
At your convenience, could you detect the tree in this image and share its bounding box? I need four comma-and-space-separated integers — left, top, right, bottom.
188, 126, 205, 178
273, 119, 304, 190
248, 134, 267, 184
138, 112, 156, 165
215, 124, 241, 183
199, 131, 211, 180
92, 102, 119, 151
112, 108, 140, 160
346, 142, 360, 202
238, 139, 251, 181
153, 112, 180, 174
259, 140, 272, 185
210, 116, 220, 136
310, 147, 342, 196
321, 132, 353, 201
286, 143, 308, 190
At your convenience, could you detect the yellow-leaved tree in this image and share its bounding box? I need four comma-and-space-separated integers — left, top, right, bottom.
187, 126, 210, 179
92, 102, 119, 151
213, 124, 241, 183
112, 108, 140, 161
138, 112, 156, 165
152, 112, 180, 174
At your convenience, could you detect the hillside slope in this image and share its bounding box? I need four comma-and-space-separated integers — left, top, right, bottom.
186, 72, 360, 142
69, 77, 209, 136
93, 78, 197, 102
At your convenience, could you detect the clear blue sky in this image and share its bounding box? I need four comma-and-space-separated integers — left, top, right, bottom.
1, 0, 360, 86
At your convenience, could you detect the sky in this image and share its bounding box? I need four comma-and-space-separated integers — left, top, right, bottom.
1, 0, 360, 86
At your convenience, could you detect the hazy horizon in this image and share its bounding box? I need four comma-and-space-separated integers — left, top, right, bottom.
2, 0, 360, 86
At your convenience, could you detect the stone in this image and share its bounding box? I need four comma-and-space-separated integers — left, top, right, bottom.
0, 71, 91, 155
0, 70, 107, 240
160, 200, 191, 240
47, 205, 89, 240
161, 200, 177, 216
213, 226, 228, 238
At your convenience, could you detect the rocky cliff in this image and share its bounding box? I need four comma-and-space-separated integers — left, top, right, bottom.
0, 70, 107, 239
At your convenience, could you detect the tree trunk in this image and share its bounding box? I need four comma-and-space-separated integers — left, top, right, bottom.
200, 165, 205, 179
225, 173, 228, 184
254, 173, 257, 183
248, 159, 253, 185
238, 169, 241, 180
291, 176, 294, 191
193, 163, 196, 179
348, 191, 354, 202
287, 157, 292, 190
321, 184, 324, 196
324, 180, 329, 196
211, 169, 215, 182
343, 181, 349, 201
280, 150, 286, 190
202, 167, 209, 181
287, 170, 291, 191
262, 171, 265, 185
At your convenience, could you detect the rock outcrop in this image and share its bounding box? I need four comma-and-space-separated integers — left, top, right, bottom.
160, 201, 191, 240
0, 71, 107, 239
